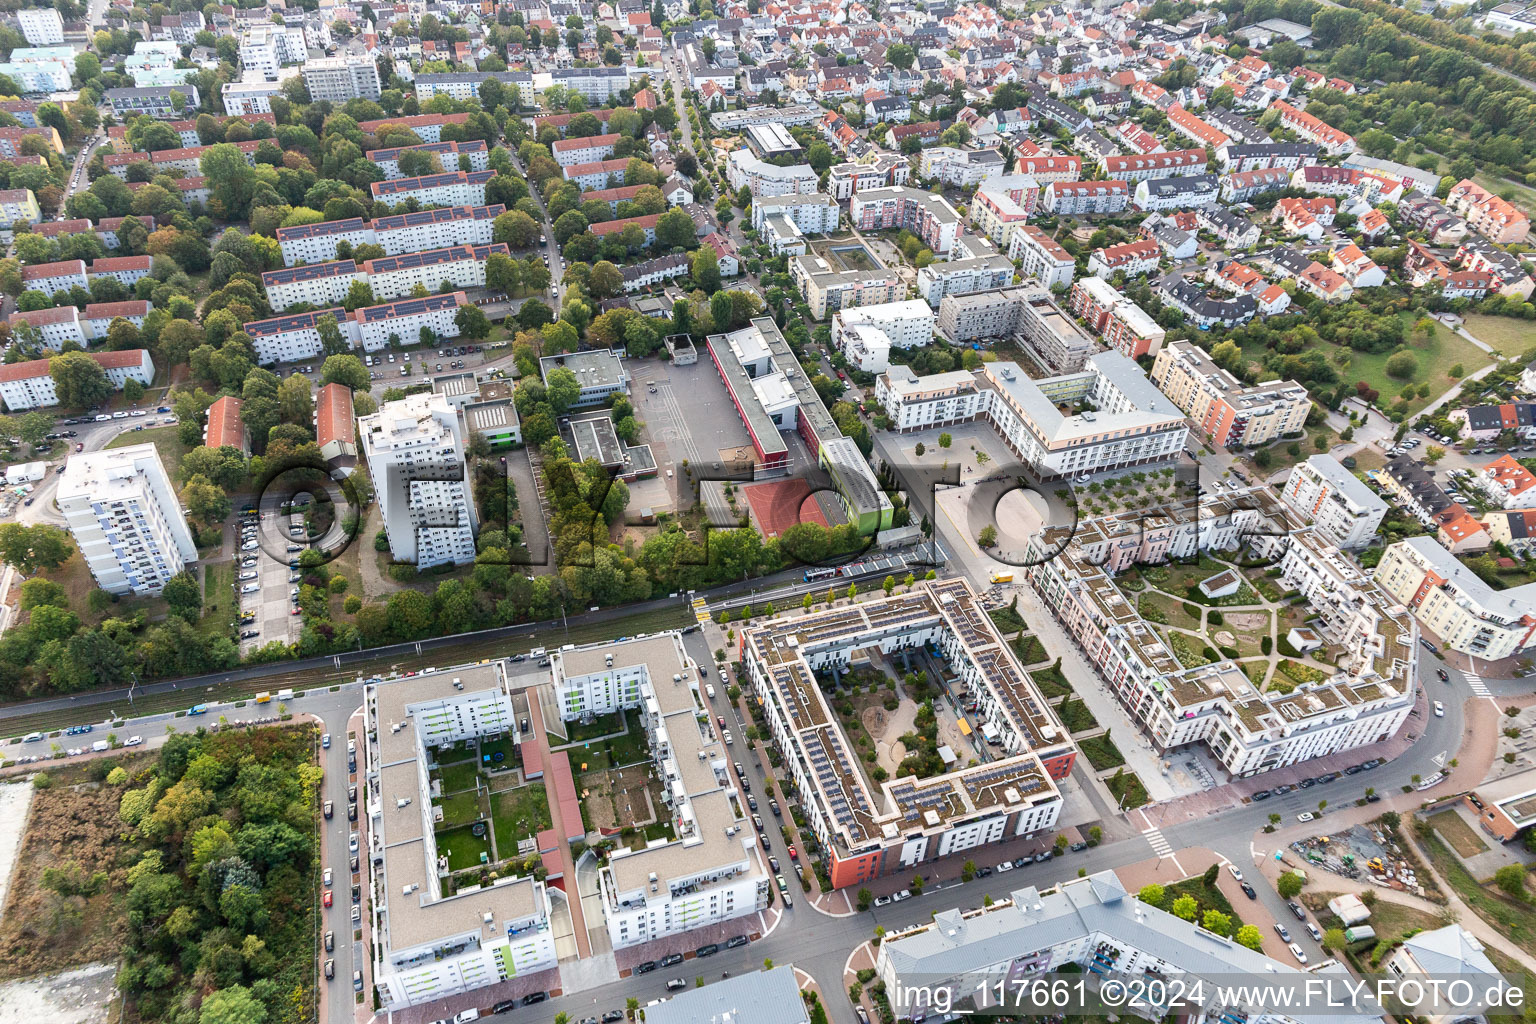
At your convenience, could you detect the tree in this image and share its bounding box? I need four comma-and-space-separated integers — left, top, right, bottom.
183, 475, 232, 527
655, 207, 696, 249
690, 246, 722, 294
494, 209, 541, 248
1234, 924, 1263, 951
588, 260, 624, 299
198, 985, 267, 1024
161, 570, 203, 622
1277, 871, 1305, 899
49, 351, 113, 408
938, 432, 952, 449
1322, 927, 1347, 951
320, 354, 369, 391
0, 524, 72, 574
1494, 864, 1528, 899
1425, 445, 1446, 464
455, 305, 493, 340
1385, 351, 1418, 380
1137, 883, 1165, 908
1202, 909, 1233, 937
886, 42, 915, 69
807, 142, 833, 174
1170, 895, 1198, 921
316, 313, 347, 356
977, 525, 997, 547
856, 887, 873, 911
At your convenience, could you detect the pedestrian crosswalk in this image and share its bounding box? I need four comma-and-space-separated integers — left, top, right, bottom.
1464, 671, 1491, 698
692, 595, 712, 624
1144, 828, 1173, 858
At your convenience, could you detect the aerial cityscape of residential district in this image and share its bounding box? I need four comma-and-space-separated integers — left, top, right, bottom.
0, 0, 1530, 1022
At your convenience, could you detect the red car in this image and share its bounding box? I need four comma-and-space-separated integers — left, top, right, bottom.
788, 846, 798, 860
322, 890, 333, 907
717, 715, 725, 728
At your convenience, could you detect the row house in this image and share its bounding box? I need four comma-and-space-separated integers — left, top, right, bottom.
1157, 278, 1257, 330
1220, 166, 1291, 203
1198, 206, 1261, 249
1272, 196, 1336, 240
1401, 196, 1469, 246
1166, 105, 1229, 150
1291, 165, 1406, 204
1215, 141, 1318, 173
1103, 148, 1206, 182
1456, 239, 1536, 300
1113, 120, 1164, 154
1330, 243, 1387, 289
1269, 99, 1355, 155
1296, 261, 1353, 303
1042, 180, 1129, 216
1133, 174, 1219, 211
1445, 179, 1531, 245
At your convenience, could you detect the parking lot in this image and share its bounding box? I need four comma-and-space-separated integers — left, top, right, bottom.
234, 509, 307, 653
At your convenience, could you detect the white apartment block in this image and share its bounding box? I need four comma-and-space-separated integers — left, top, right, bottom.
0, 60, 70, 92
1283, 454, 1388, 550
552, 635, 771, 947
1375, 536, 1536, 660
57, 443, 197, 595
835, 322, 893, 373
548, 66, 632, 104
222, 75, 284, 117
741, 578, 1071, 889
826, 154, 910, 200
831, 299, 935, 351
751, 193, 841, 234
0, 187, 40, 228
264, 244, 508, 310
878, 354, 1188, 480
725, 149, 818, 197
1025, 489, 1416, 777
17, 9, 64, 46
879, 870, 1382, 1024
551, 132, 619, 169
239, 24, 307, 80
275, 205, 502, 266
916, 253, 1015, 308
21, 258, 87, 297
0, 349, 154, 411
81, 300, 151, 340
971, 175, 1041, 254
371, 170, 493, 210
8, 305, 83, 349
360, 392, 478, 570
1011, 224, 1074, 290
245, 292, 467, 363
370, 140, 489, 180
301, 55, 382, 103
261, 260, 363, 311
918, 146, 1006, 188
364, 663, 556, 1011
1042, 179, 1131, 215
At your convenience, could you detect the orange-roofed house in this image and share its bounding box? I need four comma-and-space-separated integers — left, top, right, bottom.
1436, 505, 1491, 554
315, 382, 357, 472
1479, 454, 1536, 509
1296, 261, 1352, 303
204, 394, 249, 454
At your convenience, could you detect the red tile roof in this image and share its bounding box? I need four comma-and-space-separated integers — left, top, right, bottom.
204, 395, 246, 450
0, 348, 147, 382
90, 255, 153, 273
20, 259, 85, 281
83, 300, 152, 320
316, 382, 355, 449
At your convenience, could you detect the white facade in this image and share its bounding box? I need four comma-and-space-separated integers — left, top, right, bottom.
725, 149, 818, 197
1012, 226, 1075, 290
832, 299, 935, 353
1376, 537, 1536, 660
918, 146, 1006, 188
371, 171, 490, 210
0, 349, 154, 411
17, 9, 64, 46
262, 262, 363, 311
57, 444, 197, 595
916, 253, 1014, 308
8, 306, 83, 349
301, 55, 382, 103
0, 60, 71, 92
360, 392, 477, 570
750, 193, 840, 234
276, 205, 500, 266
365, 663, 558, 1012
222, 75, 284, 116
239, 25, 308, 80
1283, 454, 1388, 550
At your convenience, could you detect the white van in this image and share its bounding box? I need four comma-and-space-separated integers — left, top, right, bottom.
91, 740, 109, 753
706, 684, 716, 699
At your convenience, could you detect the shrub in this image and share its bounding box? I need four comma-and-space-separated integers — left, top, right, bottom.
1207, 610, 1224, 626
1260, 636, 1273, 654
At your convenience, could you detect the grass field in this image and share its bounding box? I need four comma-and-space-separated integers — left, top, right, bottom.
1078, 734, 1125, 771
1421, 832, 1536, 952
439, 790, 482, 827
436, 823, 490, 871
1460, 315, 1536, 360
1428, 810, 1491, 857
106, 425, 186, 482
438, 759, 481, 796
491, 783, 552, 858
1106, 768, 1149, 810
199, 560, 237, 642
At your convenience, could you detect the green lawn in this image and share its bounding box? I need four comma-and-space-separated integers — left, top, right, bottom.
435, 824, 491, 871
1078, 734, 1125, 771
1057, 699, 1098, 734
107, 425, 186, 482
1106, 769, 1149, 810
200, 561, 237, 640
438, 790, 482, 827
1011, 634, 1048, 665
1336, 316, 1492, 418
437, 759, 481, 796
491, 783, 552, 857
565, 711, 624, 744
1421, 832, 1536, 951
988, 604, 1027, 635
1460, 315, 1536, 360
1031, 666, 1072, 699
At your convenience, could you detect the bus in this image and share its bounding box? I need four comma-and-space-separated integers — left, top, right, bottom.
804, 567, 841, 583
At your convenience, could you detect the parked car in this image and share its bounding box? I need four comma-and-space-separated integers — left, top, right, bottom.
1274, 923, 1291, 942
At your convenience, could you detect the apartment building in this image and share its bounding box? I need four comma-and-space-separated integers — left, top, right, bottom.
57, 443, 197, 595
275, 205, 502, 265
0, 124, 59, 159
371, 170, 493, 210
878, 354, 1187, 479
8, 305, 83, 349
848, 187, 962, 256
1375, 536, 1536, 659
879, 870, 1382, 1024
368, 140, 489, 180
0, 349, 154, 411
790, 254, 900, 319
81, 299, 151, 340
1445, 179, 1531, 244
918, 146, 1006, 188
261, 260, 363, 310
357, 113, 472, 145
750, 193, 840, 235
1042, 180, 1129, 215
725, 150, 818, 197
1151, 340, 1310, 447
1011, 224, 1074, 289
831, 299, 936, 373
263, 244, 507, 310
1478, 453, 1536, 509
1088, 238, 1161, 280
971, 174, 1040, 252
1283, 454, 1388, 550
203, 394, 248, 454
1067, 276, 1165, 360
222, 76, 284, 117
1025, 489, 1415, 776
360, 391, 477, 569
1133, 174, 1220, 211
89, 255, 152, 287
915, 253, 1014, 308
17, 9, 64, 46
552, 132, 620, 169
1270, 100, 1356, 155
549, 66, 633, 104
552, 635, 771, 945
21, 258, 87, 297
1221, 166, 1293, 203
1103, 148, 1207, 182
826, 154, 910, 200
0, 187, 40, 228
245, 292, 467, 363
741, 578, 1071, 889
1216, 141, 1319, 172
363, 663, 556, 1011
301, 56, 382, 103
239, 24, 307, 80
411, 72, 534, 104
